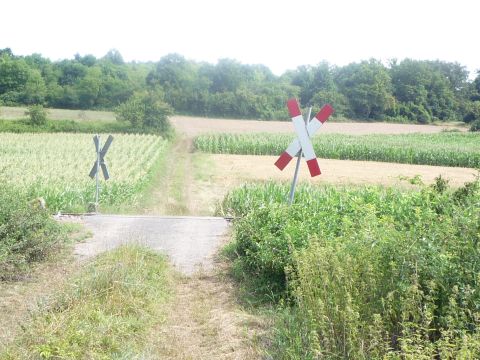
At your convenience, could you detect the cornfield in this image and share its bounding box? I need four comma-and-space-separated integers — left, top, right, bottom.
0, 133, 168, 212
195, 132, 480, 168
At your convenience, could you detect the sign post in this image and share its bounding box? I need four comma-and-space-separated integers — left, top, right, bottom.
89, 134, 113, 212
288, 107, 311, 205
275, 98, 334, 204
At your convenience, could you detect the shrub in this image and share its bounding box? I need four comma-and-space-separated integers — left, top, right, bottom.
116, 91, 173, 134
0, 187, 64, 280
470, 119, 480, 132
223, 181, 480, 358
25, 104, 47, 126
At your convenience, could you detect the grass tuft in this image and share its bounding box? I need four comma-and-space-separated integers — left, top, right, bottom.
2, 245, 171, 359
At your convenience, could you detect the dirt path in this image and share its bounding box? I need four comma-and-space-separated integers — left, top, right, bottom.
139, 137, 193, 216
148, 260, 267, 359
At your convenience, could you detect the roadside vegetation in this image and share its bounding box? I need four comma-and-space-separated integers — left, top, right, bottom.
1, 245, 172, 359
0, 117, 136, 134
220, 178, 480, 358
195, 132, 480, 168
0, 187, 66, 280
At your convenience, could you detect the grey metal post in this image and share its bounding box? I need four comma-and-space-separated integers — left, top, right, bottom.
288, 107, 312, 205
95, 134, 100, 212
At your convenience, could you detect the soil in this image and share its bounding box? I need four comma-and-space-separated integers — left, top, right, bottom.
171, 115, 466, 137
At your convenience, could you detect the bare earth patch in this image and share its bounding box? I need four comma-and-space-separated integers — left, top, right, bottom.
171, 115, 466, 137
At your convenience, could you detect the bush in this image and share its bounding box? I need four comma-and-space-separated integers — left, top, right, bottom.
0, 187, 64, 280
223, 181, 480, 358
25, 104, 47, 126
116, 91, 173, 134
470, 119, 480, 132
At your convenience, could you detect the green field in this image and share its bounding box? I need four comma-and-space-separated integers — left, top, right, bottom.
195, 132, 480, 168
222, 180, 480, 358
0, 133, 168, 212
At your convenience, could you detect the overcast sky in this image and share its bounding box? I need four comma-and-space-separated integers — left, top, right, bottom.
1, 0, 478, 77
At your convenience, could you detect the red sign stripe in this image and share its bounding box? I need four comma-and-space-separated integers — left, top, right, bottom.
306, 158, 321, 177
315, 104, 334, 123
286, 98, 301, 117
275, 151, 293, 170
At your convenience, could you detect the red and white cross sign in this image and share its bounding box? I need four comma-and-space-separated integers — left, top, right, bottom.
275, 99, 334, 177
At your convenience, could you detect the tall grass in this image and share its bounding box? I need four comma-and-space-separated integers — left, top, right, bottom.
221, 179, 480, 358
0, 118, 134, 134
195, 132, 480, 168
2, 245, 171, 359
0, 187, 65, 280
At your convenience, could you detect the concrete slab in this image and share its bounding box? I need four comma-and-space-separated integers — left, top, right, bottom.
74, 215, 230, 275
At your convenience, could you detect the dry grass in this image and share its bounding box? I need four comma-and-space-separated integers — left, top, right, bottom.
0, 252, 78, 349
147, 241, 268, 359
178, 154, 478, 216
0, 106, 116, 122
0, 223, 88, 349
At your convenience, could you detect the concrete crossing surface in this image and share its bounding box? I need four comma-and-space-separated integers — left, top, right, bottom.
74, 215, 229, 275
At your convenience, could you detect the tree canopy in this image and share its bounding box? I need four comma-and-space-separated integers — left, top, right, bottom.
0, 48, 478, 123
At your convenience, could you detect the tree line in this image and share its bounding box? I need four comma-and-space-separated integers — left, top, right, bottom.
1, 48, 479, 124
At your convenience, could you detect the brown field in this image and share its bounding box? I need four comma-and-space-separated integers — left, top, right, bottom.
171, 115, 467, 136
1, 106, 466, 134
187, 154, 478, 214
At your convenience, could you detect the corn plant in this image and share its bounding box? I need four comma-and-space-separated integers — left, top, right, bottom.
0, 133, 168, 212
195, 132, 480, 168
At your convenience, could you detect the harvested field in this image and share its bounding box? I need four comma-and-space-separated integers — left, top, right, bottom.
185, 154, 478, 215
211, 154, 476, 186
1, 107, 466, 135
171, 116, 466, 136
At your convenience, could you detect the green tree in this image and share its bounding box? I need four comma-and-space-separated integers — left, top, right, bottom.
102, 49, 124, 65
116, 91, 173, 133
146, 53, 198, 111
336, 59, 394, 119
311, 89, 349, 117
25, 104, 47, 125
77, 67, 102, 108
390, 59, 458, 122
0, 55, 46, 105
22, 68, 47, 104
0, 55, 30, 104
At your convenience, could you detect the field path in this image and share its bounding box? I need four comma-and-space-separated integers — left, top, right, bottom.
71, 213, 265, 358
